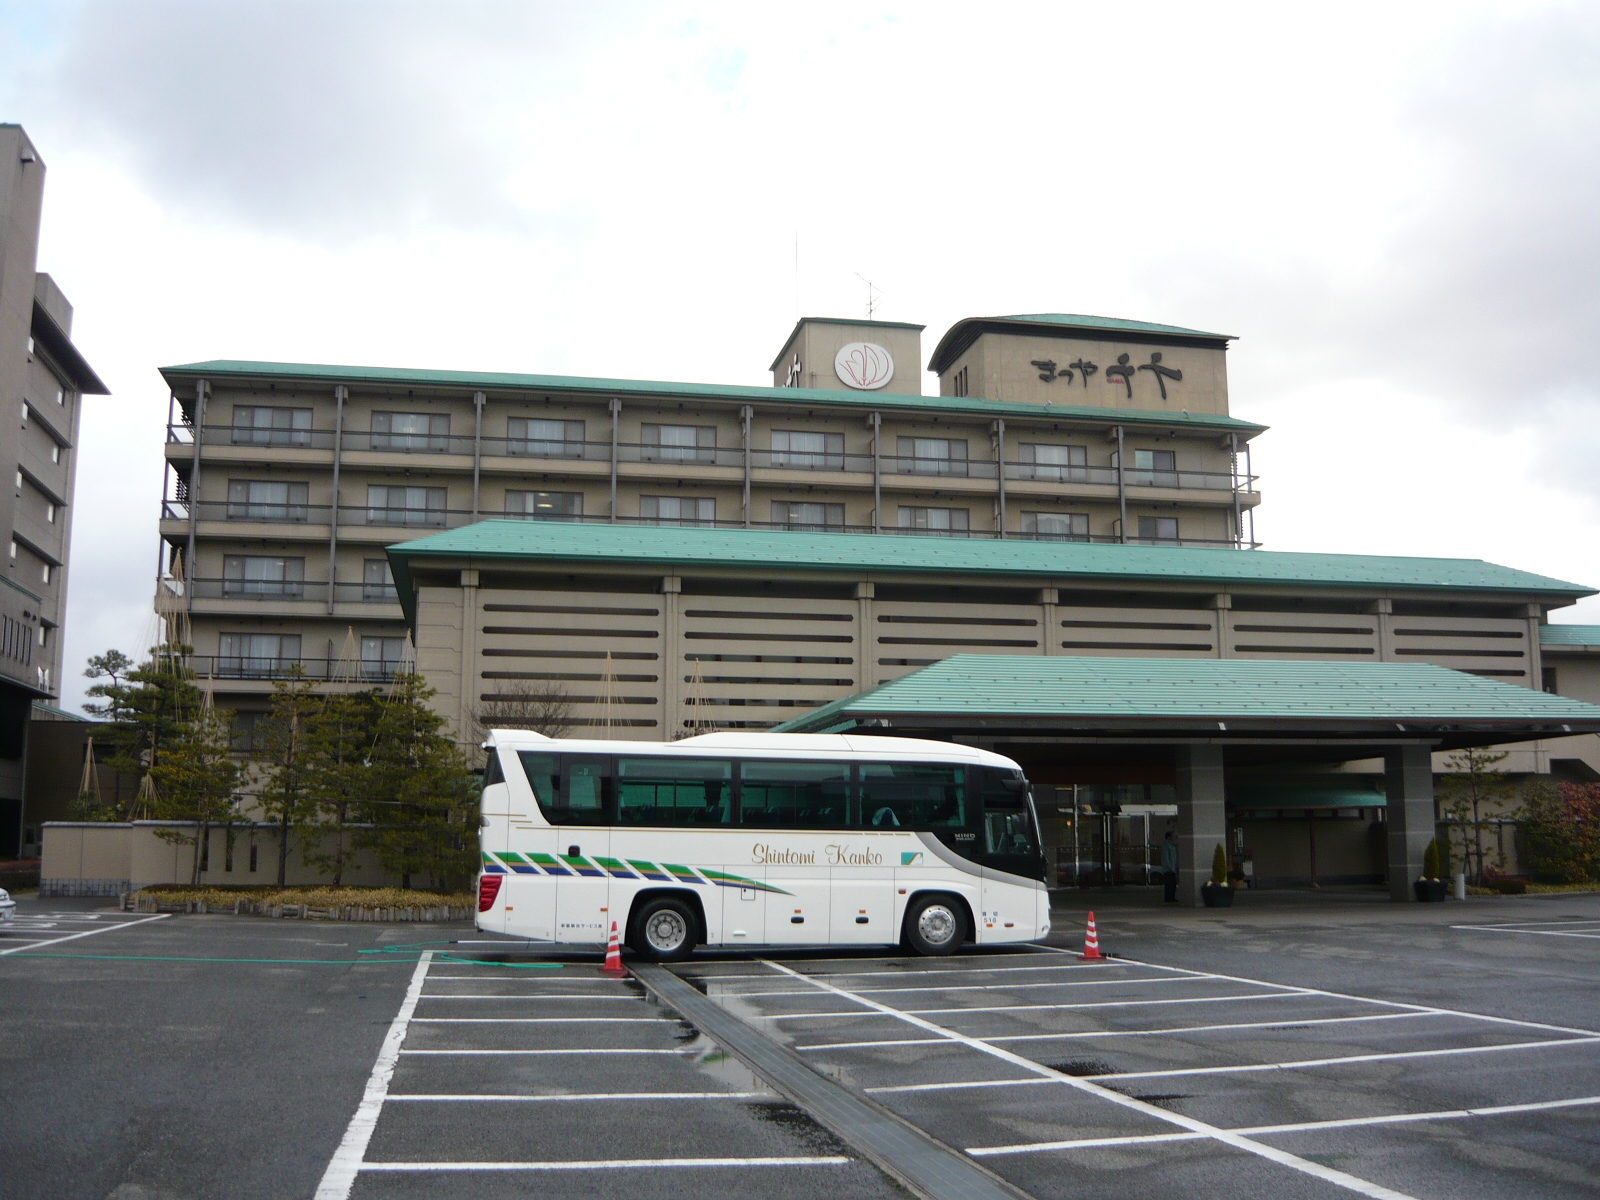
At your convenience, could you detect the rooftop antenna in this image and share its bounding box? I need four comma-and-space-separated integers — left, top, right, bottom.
854, 274, 882, 321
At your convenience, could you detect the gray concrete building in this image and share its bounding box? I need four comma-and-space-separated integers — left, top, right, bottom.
0, 125, 107, 857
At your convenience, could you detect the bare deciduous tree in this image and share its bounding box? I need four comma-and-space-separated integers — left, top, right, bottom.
471, 679, 574, 743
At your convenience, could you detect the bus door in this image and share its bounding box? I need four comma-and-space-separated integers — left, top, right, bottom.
975, 766, 1048, 937
550, 754, 612, 945
477, 751, 510, 934
738, 759, 855, 944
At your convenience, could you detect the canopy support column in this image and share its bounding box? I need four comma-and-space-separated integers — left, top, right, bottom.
1176, 744, 1225, 905
1385, 744, 1435, 901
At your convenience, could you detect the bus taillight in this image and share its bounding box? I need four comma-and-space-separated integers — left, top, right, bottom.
478, 874, 503, 912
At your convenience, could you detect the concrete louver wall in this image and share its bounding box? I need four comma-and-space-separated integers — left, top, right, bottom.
39, 821, 399, 894
415, 574, 1546, 744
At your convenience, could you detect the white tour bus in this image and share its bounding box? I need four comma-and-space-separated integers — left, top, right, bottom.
476, 730, 1049, 961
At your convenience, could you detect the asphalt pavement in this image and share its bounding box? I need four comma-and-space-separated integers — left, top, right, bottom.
3, 888, 1598, 1200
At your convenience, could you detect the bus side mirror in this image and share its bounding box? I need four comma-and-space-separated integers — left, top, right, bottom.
1001, 777, 1027, 793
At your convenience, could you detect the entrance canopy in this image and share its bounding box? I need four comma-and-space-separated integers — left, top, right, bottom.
773, 655, 1600, 750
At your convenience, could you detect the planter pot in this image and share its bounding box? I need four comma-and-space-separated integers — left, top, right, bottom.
1413, 879, 1448, 902
1201, 882, 1235, 908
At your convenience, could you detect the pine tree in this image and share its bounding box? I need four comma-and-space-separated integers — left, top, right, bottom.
149, 703, 242, 884
1439, 748, 1510, 884
301, 688, 385, 886
95, 644, 205, 821
1210, 842, 1228, 885
362, 672, 478, 891
255, 673, 320, 886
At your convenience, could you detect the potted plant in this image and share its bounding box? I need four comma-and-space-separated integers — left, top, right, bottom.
1413, 838, 1448, 902
1201, 844, 1234, 907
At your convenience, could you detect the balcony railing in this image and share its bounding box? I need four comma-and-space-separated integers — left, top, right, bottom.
166, 425, 1254, 494
184, 579, 402, 604
164, 503, 1255, 547
187, 655, 405, 682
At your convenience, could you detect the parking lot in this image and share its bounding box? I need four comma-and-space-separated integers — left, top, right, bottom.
4, 891, 1599, 1199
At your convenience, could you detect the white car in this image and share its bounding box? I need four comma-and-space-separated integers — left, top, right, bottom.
0, 888, 13, 922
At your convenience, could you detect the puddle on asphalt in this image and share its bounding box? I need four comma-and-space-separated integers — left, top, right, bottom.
748, 1100, 856, 1156
678, 1032, 771, 1093
1048, 1059, 1117, 1077
1132, 1093, 1193, 1108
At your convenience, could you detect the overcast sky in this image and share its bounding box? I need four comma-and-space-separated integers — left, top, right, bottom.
2, 0, 1598, 714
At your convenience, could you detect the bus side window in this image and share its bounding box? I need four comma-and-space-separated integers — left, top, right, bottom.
482, 752, 505, 789
515, 752, 560, 819
977, 766, 1039, 856
616, 757, 733, 826
859, 762, 966, 829
739, 760, 850, 827
562, 756, 610, 825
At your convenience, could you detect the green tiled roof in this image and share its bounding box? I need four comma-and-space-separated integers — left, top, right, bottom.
1000, 314, 1233, 340
928, 314, 1234, 372
1540, 624, 1600, 647
772, 656, 1600, 732
384, 521, 1592, 623
158, 359, 1267, 435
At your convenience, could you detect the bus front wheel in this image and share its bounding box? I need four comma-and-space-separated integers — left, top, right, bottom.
904, 894, 965, 956
630, 897, 698, 963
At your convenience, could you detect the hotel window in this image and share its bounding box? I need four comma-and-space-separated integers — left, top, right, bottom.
230, 711, 269, 752
361, 636, 409, 680
897, 436, 968, 476
40, 563, 50, 584
217, 633, 301, 678
898, 506, 970, 536
363, 559, 398, 601
1021, 512, 1089, 541
641, 423, 716, 464
1136, 516, 1179, 542
231, 406, 313, 447
640, 495, 714, 526
371, 411, 450, 452
223, 555, 305, 598
227, 479, 310, 522
366, 485, 447, 527
770, 430, 844, 470
771, 501, 845, 531
50, 443, 60, 464
952, 366, 969, 397
505, 491, 582, 520
1124, 448, 1177, 487
1019, 443, 1088, 482
507, 417, 584, 458
45, 503, 54, 524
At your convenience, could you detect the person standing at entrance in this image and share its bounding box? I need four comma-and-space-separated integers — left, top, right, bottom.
1161, 830, 1179, 903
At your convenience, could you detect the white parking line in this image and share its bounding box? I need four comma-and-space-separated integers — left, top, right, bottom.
417, 993, 637, 1000
799, 1011, 1440, 1051
1116, 956, 1600, 1039
387, 1091, 772, 1102
966, 1093, 1600, 1156
760, 959, 1423, 1200
733, 974, 1227, 999
1451, 925, 1600, 940
768, 991, 1307, 1022
358, 1156, 853, 1171
692, 962, 1156, 982
1085, 1036, 1600, 1082
423, 974, 634, 981
400, 1047, 693, 1056
0, 913, 168, 955
314, 949, 434, 1200
409, 1017, 676, 1024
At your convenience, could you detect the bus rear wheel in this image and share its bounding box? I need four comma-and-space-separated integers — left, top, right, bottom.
904, 894, 965, 956
630, 897, 698, 963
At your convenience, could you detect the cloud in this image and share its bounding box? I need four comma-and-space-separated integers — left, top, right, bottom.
34, 0, 648, 242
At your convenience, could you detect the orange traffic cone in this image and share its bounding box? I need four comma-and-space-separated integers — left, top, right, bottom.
1080, 911, 1106, 961
601, 920, 627, 975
